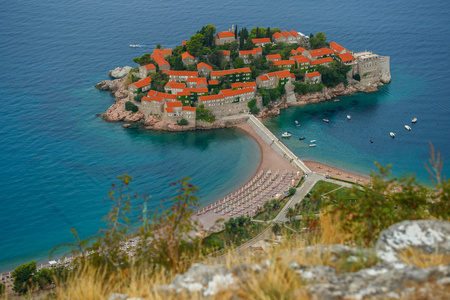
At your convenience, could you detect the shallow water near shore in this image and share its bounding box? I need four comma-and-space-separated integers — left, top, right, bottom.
1, 0, 450, 272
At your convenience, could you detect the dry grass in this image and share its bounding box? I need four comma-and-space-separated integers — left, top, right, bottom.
398, 246, 450, 268
317, 210, 353, 245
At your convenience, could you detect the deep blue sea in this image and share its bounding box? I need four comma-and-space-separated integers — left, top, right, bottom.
1, 0, 449, 272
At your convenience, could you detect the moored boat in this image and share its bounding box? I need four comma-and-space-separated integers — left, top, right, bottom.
412, 118, 417, 123
281, 132, 292, 138
323, 119, 329, 123
390, 132, 395, 138
347, 115, 351, 120
405, 125, 411, 131
310, 139, 316, 143
299, 137, 305, 140
309, 144, 316, 147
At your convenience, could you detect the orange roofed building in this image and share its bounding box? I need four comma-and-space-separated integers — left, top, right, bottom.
252, 38, 271, 47
139, 63, 156, 78
256, 70, 294, 89
163, 70, 198, 82
182, 52, 195, 66
128, 76, 152, 97
305, 71, 322, 84
164, 81, 186, 95
214, 31, 235, 45
151, 53, 170, 71
272, 30, 304, 44
239, 48, 262, 64
210, 67, 251, 82
198, 87, 256, 117
197, 62, 213, 76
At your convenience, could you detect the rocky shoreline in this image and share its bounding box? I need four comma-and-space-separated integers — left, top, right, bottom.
95, 72, 384, 131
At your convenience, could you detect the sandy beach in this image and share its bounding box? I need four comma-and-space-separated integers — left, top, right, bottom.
193, 122, 371, 232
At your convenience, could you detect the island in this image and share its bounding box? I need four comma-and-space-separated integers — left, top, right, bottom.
96, 24, 391, 131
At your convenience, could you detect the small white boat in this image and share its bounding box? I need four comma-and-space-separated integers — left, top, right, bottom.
390, 132, 395, 138
281, 132, 292, 138
309, 144, 316, 147
334, 99, 340, 102
347, 115, 351, 120
405, 125, 411, 131
295, 120, 298, 124
310, 139, 316, 143
323, 119, 329, 123
412, 118, 417, 123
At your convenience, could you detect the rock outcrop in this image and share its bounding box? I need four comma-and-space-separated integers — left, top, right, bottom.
95, 78, 125, 94
376, 220, 450, 264
101, 98, 144, 123
108, 66, 132, 79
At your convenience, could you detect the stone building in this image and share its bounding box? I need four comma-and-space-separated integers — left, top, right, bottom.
272, 30, 302, 44
141, 95, 165, 116
290, 55, 310, 70
164, 81, 186, 95
273, 60, 295, 70
198, 87, 255, 117
306, 48, 336, 61
182, 52, 195, 66
214, 31, 235, 45
176, 88, 208, 105
239, 48, 262, 64
197, 62, 213, 76
266, 54, 281, 62
139, 63, 156, 78
252, 38, 271, 47
330, 42, 348, 54
210, 67, 251, 83
186, 77, 208, 89
152, 48, 172, 57
152, 54, 170, 71
305, 71, 322, 84
163, 70, 198, 82
128, 76, 152, 98
221, 50, 231, 62
231, 82, 257, 91
309, 57, 333, 71
290, 46, 307, 56
256, 70, 294, 89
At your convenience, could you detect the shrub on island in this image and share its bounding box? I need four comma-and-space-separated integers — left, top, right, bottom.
177, 119, 188, 126
125, 101, 139, 113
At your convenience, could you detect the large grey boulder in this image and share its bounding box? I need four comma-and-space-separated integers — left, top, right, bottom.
376, 220, 450, 263
109, 66, 132, 79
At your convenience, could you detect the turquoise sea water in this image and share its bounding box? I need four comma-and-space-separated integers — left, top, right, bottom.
1, 0, 449, 272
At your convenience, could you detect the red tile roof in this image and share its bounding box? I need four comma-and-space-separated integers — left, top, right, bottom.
152, 96, 164, 102
252, 38, 271, 44
165, 107, 174, 113
199, 94, 224, 102
221, 50, 230, 56
273, 60, 295, 66
254, 47, 262, 52
143, 63, 156, 70
180, 87, 208, 94
330, 42, 345, 53
231, 82, 257, 89
221, 87, 255, 97
240, 50, 256, 56
157, 92, 177, 100
177, 90, 191, 96
306, 71, 321, 78
197, 62, 212, 70
275, 70, 292, 79
165, 81, 185, 89
217, 31, 235, 38
183, 106, 196, 111
291, 46, 307, 55
338, 52, 355, 62
291, 55, 311, 64
210, 67, 251, 77
310, 48, 335, 57
208, 80, 219, 85
310, 56, 333, 66
281, 30, 291, 38
129, 76, 152, 88
152, 54, 170, 67
290, 30, 299, 37
272, 32, 282, 39
141, 96, 152, 102
153, 49, 172, 56
147, 90, 158, 97
267, 54, 281, 60
166, 101, 183, 108
182, 52, 194, 60
182, 41, 187, 46
258, 74, 269, 82
163, 70, 198, 76
187, 77, 208, 86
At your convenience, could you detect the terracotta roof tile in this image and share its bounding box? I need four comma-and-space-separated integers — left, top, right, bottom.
152, 53, 170, 67
153, 49, 172, 56
310, 48, 335, 57
208, 80, 219, 85
310, 57, 333, 66
163, 70, 198, 77
210, 67, 251, 77
258, 75, 269, 81
165, 107, 174, 113
252, 38, 271, 44
197, 62, 213, 70
199, 94, 224, 102
129, 76, 152, 88
165, 81, 186, 89
182, 52, 194, 60
231, 82, 257, 89
183, 106, 196, 111
220, 88, 255, 97
143, 63, 156, 70
273, 60, 295, 66
217, 31, 235, 38
339, 52, 355, 62
281, 30, 291, 38
267, 54, 281, 60
166, 101, 183, 108
221, 50, 230, 56
141, 96, 152, 102
306, 71, 321, 78
272, 32, 282, 39
330, 42, 345, 53
290, 30, 299, 37
275, 70, 292, 78
182, 41, 187, 46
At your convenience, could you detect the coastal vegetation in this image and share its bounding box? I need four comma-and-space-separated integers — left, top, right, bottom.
125, 101, 138, 113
